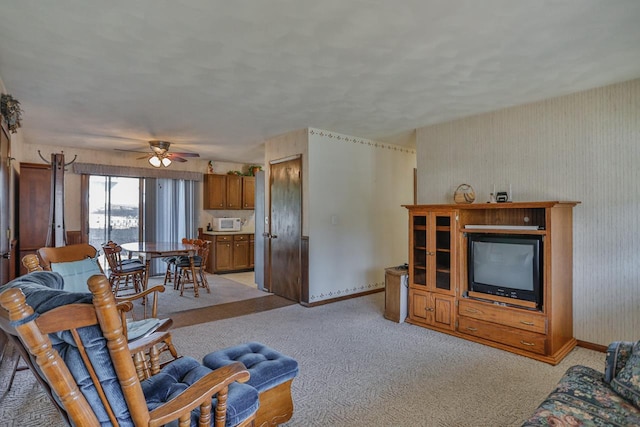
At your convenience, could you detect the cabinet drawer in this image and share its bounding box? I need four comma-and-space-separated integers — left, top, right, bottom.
458, 299, 546, 334
234, 234, 249, 241
458, 317, 547, 355
216, 235, 232, 242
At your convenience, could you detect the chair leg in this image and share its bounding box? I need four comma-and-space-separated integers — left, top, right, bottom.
198, 269, 211, 293
163, 262, 174, 286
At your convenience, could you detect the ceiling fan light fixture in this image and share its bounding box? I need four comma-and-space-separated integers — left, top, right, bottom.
148, 155, 162, 168
161, 157, 172, 167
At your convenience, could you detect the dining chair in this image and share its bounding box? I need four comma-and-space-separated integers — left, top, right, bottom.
0, 273, 259, 427
102, 241, 147, 297
175, 238, 212, 297
160, 237, 191, 288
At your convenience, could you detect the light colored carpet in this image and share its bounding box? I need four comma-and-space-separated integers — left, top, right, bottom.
129, 273, 268, 319
0, 293, 604, 427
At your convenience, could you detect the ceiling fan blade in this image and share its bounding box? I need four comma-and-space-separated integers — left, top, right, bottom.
170, 156, 188, 163
115, 148, 151, 154
169, 152, 200, 158
137, 154, 152, 160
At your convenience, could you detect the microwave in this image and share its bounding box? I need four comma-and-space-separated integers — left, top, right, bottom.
211, 217, 242, 232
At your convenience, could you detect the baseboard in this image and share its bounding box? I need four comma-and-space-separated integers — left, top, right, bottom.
577, 340, 607, 353
300, 288, 384, 307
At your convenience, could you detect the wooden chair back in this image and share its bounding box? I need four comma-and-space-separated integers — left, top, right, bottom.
0, 274, 253, 427
101, 241, 127, 274
37, 244, 101, 271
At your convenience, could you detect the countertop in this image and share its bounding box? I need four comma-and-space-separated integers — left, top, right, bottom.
202, 229, 255, 236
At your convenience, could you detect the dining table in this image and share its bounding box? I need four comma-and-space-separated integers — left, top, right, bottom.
120, 241, 202, 296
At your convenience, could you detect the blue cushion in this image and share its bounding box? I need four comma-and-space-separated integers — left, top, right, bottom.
203, 342, 299, 393
50, 257, 102, 293
143, 357, 259, 427
175, 255, 203, 267
118, 260, 145, 273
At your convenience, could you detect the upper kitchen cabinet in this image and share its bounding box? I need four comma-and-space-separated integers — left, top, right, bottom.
242, 176, 255, 209
203, 174, 254, 210
203, 174, 226, 209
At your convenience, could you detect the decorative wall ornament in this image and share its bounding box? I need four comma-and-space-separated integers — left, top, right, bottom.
0, 93, 23, 133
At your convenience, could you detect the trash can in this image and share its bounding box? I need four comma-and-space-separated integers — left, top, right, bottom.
384, 266, 408, 323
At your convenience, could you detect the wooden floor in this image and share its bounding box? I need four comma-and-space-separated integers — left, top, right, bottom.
169, 295, 296, 328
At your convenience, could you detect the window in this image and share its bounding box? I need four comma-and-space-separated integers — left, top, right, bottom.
81, 172, 198, 275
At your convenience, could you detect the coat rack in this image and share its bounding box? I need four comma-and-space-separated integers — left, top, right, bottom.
37, 150, 77, 247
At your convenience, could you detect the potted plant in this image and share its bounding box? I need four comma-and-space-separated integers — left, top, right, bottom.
0, 93, 23, 133
248, 165, 262, 176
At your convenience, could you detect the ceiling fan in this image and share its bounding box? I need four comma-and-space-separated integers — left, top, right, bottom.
136, 140, 200, 168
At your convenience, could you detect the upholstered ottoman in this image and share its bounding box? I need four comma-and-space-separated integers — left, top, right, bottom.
204, 342, 299, 426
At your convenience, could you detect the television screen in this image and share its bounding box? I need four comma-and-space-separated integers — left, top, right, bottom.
473, 242, 534, 291
467, 233, 542, 305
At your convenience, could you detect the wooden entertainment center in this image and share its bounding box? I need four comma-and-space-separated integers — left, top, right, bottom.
404, 201, 579, 365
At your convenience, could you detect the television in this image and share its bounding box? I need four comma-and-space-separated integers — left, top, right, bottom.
467, 233, 543, 307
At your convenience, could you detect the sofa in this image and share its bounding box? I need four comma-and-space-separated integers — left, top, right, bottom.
522, 340, 640, 426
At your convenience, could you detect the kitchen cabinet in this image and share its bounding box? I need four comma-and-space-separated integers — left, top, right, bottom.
232, 235, 250, 269
203, 174, 226, 209
200, 232, 254, 273
203, 174, 254, 210
242, 176, 255, 209
225, 175, 242, 209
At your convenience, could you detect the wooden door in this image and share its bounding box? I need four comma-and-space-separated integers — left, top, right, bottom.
431, 293, 455, 331
18, 163, 51, 275
0, 121, 10, 285
268, 157, 301, 302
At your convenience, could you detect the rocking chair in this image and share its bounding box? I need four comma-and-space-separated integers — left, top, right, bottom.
0, 273, 259, 426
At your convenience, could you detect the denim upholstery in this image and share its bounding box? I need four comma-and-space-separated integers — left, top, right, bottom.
203, 342, 299, 393
144, 357, 259, 427
522, 341, 640, 426
1, 273, 259, 427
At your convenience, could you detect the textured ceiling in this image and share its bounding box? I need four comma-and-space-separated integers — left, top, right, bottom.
1, 0, 639, 164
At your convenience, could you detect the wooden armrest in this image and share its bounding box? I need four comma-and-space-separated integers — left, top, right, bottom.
117, 301, 134, 313
115, 285, 166, 303
148, 361, 250, 427
128, 331, 171, 354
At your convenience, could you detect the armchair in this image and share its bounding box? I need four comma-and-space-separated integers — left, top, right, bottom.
0, 273, 259, 426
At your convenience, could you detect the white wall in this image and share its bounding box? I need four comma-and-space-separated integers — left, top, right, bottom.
415, 78, 640, 346
307, 129, 415, 302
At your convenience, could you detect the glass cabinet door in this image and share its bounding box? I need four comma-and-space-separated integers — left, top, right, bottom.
410, 211, 454, 294
411, 215, 427, 287
433, 213, 452, 292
